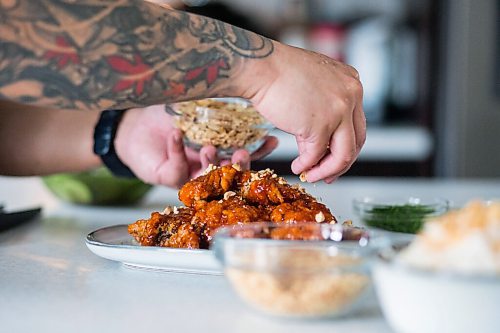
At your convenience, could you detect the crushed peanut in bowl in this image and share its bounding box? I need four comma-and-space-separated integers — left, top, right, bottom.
168, 98, 273, 157
213, 223, 385, 318
225, 253, 370, 317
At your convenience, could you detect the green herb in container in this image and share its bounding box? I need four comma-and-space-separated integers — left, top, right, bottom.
353, 198, 449, 234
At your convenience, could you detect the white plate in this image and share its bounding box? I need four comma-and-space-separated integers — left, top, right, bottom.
86, 225, 222, 275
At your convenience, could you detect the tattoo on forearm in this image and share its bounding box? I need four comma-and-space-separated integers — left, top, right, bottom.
0, 0, 274, 110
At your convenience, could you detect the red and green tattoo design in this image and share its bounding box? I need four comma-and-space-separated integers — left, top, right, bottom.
0, 0, 274, 110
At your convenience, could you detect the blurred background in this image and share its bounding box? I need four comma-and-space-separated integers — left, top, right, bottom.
160, 0, 500, 179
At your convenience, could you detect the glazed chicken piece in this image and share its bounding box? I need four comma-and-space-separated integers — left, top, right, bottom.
269, 224, 324, 240
164, 223, 201, 249
270, 199, 336, 224
128, 207, 201, 249
229, 222, 362, 241
178, 164, 239, 206
193, 195, 268, 242
128, 211, 165, 247
241, 171, 307, 206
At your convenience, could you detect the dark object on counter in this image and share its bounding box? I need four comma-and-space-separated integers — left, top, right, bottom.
0, 207, 42, 232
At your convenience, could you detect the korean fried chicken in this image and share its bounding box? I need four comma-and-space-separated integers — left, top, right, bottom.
128, 207, 200, 248
178, 164, 239, 206
128, 165, 337, 249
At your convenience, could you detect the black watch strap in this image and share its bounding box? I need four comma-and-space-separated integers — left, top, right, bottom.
93, 109, 136, 178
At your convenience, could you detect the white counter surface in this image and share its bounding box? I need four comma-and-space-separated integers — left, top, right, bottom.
1, 176, 499, 333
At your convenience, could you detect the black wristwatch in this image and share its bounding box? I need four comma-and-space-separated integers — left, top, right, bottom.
93, 109, 136, 178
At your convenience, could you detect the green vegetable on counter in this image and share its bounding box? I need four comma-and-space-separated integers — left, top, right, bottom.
42, 167, 152, 206
362, 204, 436, 234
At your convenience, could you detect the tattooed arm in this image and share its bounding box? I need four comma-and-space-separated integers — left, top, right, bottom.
0, 0, 364, 182
0, 0, 273, 110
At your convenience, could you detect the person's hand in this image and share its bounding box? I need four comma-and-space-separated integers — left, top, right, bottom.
241, 43, 366, 183
114, 105, 278, 188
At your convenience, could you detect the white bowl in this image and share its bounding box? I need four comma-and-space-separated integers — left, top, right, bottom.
373, 255, 500, 333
